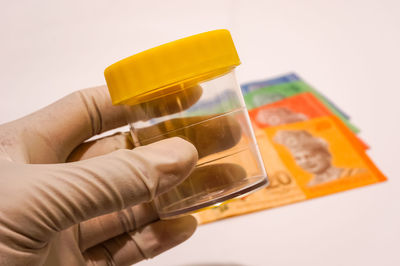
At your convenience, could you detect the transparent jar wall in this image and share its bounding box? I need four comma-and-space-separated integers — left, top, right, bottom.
123, 70, 268, 219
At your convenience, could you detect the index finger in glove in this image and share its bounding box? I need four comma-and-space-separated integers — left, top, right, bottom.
3, 85, 202, 163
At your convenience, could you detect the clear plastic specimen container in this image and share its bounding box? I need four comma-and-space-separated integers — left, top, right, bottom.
105, 29, 268, 219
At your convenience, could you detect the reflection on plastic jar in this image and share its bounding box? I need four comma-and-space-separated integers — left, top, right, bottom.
104, 29, 268, 219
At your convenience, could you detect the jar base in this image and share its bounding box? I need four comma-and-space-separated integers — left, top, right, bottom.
157, 176, 268, 219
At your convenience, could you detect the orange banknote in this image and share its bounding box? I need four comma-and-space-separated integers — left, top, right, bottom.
249, 92, 332, 128
194, 115, 386, 224
248, 92, 369, 150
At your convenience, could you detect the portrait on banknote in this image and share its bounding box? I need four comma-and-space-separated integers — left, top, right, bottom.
273, 130, 348, 186
255, 107, 308, 126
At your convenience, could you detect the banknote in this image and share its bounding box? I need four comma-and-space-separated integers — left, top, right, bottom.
194, 115, 386, 224
241, 73, 350, 120
243, 80, 359, 133
248, 92, 369, 150
241, 73, 300, 94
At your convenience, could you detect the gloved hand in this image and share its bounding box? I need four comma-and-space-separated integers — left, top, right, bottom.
0, 86, 199, 266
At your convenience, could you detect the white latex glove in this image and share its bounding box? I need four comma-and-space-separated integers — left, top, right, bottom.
0, 86, 198, 266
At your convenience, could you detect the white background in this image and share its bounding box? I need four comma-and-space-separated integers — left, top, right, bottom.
1, 1, 399, 265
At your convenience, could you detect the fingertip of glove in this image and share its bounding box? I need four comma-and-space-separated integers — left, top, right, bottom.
121, 137, 198, 198
177, 137, 198, 164
144, 137, 198, 174
159, 137, 198, 162
172, 215, 198, 244
175, 215, 198, 237
149, 215, 198, 257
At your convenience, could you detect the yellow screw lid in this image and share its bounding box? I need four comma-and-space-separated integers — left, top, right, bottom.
104, 29, 241, 105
